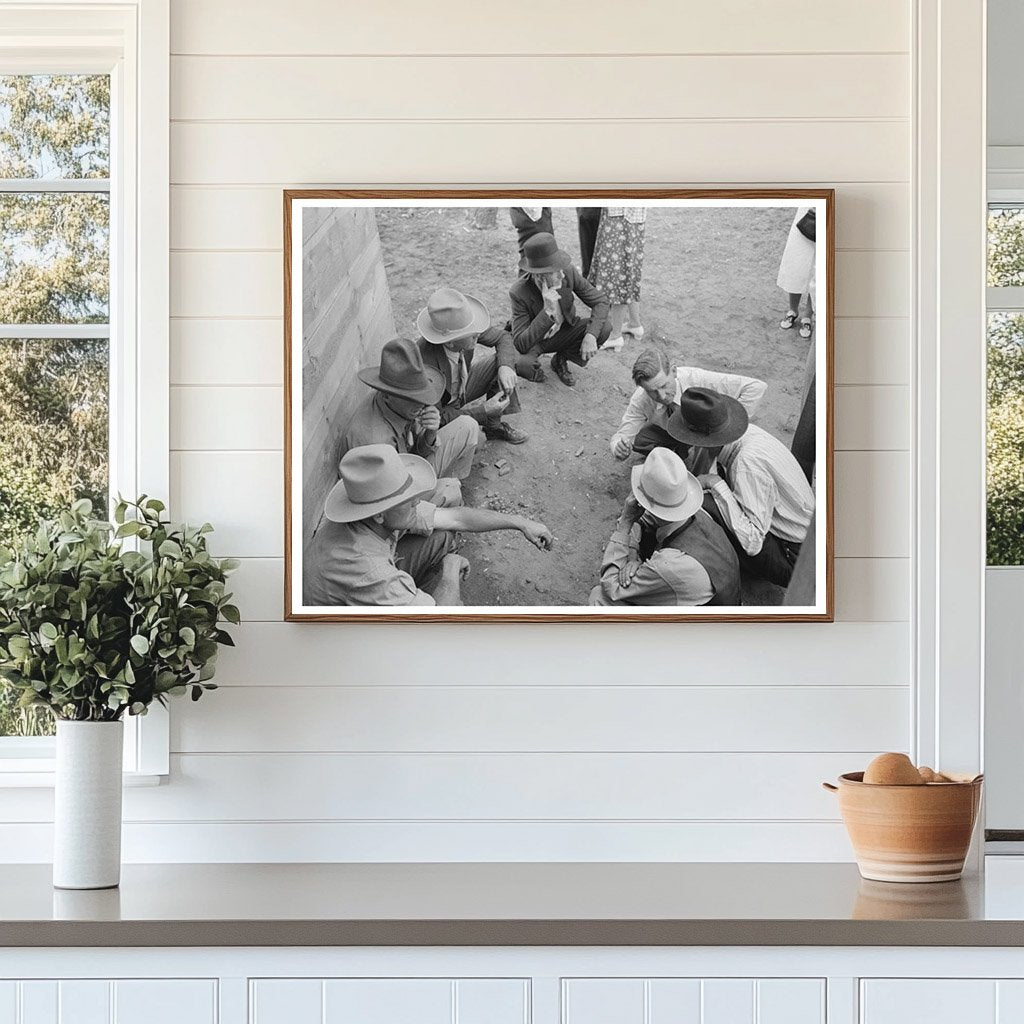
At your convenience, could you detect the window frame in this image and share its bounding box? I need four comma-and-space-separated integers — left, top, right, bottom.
0, 0, 169, 783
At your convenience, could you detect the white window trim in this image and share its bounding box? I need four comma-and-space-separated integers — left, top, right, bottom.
914, 0, 987, 851
0, 0, 169, 783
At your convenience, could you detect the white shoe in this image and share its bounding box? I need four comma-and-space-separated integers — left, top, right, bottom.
604, 336, 624, 351
623, 324, 644, 340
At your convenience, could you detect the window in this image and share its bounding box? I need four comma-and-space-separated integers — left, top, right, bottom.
0, 3, 169, 778
0, 74, 111, 738
987, 205, 1024, 565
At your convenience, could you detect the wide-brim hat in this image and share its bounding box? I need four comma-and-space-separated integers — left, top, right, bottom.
417, 288, 491, 345
325, 445, 437, 523
357, 336, 444, 404
665, 387, 749, 448
630, 447, 704, 523
519, 231, 573, 274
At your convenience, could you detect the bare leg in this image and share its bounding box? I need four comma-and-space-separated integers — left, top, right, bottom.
625, 300, 642, 332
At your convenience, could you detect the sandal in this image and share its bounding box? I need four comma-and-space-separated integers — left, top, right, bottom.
603, 335, 624, 352
780, 310, 798, 330
798, 318, 813, 339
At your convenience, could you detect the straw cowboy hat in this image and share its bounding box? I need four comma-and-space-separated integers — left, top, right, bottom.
417, 287, 490, 345
631, 447, 703, 523
324, 444, 437, 523
665, 387, 749, 449
357, 336, 444, 404
519, 231, 573, 274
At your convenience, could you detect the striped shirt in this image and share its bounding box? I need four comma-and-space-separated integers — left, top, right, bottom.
609, 365, 768, 456
708, 424, 814, 555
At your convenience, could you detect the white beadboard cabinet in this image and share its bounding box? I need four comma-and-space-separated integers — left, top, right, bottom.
4, 949, 1024, 1024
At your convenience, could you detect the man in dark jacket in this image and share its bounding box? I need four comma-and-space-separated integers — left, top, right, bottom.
509, 232, 611, 387
416, 287, 527, 444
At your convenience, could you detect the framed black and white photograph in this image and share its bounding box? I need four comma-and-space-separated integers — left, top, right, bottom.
284, 190, 833, 622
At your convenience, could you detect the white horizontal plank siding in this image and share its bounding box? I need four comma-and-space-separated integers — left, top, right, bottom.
0, 819, 855, 862
225, 556, 908, 623
210, 622, 910, 687
756, 980, 825, 1024
172, 55, 909, 122
170, 452, 283, 557
122, 752, 855, 821
170, 320, 283, 386
170, 121, 909, 186
834, 386, 910, 450
170, 183, 909, 252
833, 558, 909, 621
170, 0, 910, 55
834, 452, 911, 558
860, 981, 997, 1024
834, 319, 910, 385
170, 386, 282, 451
170, 685, 909, 754
18, 0, 913, 864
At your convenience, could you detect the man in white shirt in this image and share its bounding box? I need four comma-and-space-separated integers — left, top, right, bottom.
609, 348, 767, 462
665, 388, 814, 587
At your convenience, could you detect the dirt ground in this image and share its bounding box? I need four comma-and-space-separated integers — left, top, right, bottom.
375, 205, 811, 607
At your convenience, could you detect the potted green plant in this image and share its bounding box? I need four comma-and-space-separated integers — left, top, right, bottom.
0, 497, 239, 889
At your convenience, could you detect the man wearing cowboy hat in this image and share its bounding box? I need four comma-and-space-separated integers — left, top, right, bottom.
589, 446, 740, 607
416, 287, 527, 445
665, 387, 814, 587
609, 347, 768, 461
341, 336, 480, 499
509, 231, 611, 387
304, 444, 553, 607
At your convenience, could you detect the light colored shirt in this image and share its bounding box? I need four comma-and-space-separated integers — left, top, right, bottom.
592, 515, 714, 607
304, 501, 438, 607
707, 424, 814, 555
609, 365, 768, 456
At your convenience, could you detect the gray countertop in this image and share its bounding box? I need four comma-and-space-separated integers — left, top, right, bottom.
1, 861, 1021, 947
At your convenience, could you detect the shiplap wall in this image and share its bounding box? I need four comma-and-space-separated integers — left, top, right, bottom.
2, 0, 915, 861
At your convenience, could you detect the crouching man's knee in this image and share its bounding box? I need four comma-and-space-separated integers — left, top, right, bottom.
431, 477, 463, 508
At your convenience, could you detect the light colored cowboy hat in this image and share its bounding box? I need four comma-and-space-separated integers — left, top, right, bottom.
665, 387, 749, 449
417, 287, 490, 345
630, 447, 703, 523
324, 444, 437, 523
519, 231, 572, 274
357, 336, 444, 405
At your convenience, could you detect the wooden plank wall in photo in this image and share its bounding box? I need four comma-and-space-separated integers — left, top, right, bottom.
0, 0, 914, 862
300, 207, 395, 552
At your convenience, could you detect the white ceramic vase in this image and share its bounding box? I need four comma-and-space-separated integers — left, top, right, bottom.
53, 720, 124, 889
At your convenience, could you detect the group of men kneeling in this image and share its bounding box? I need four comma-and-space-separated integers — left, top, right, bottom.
305, 232, 815, 609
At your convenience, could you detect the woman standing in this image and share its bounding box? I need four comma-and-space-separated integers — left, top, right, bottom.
587, 206, 646, 351
777, 206, 816, 339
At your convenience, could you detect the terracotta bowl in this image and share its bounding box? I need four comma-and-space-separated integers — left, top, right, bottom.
823, 772, 983, 883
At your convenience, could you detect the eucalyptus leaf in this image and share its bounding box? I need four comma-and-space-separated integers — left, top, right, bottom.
0, 496, 237, 721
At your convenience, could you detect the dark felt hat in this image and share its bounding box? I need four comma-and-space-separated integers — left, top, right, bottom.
665, 387, 749, 448
519, 232, 572, 274
357, 336, 444, 404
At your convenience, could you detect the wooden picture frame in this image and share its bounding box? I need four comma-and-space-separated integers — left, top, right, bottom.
284, 189, 834, 622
